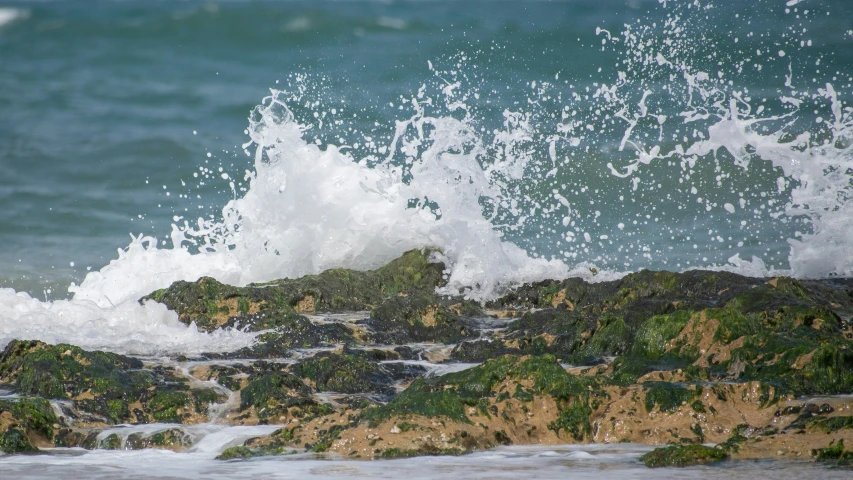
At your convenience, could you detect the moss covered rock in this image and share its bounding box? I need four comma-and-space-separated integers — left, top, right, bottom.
125, 428, 194, 451
362, 354, 603, 438
0, 340, 223, 425
290, 351, 394, 396
0, 397, 57, 453
143, 249, 446, 333
237, 367, 334, 424
360, 294, 479, 345
812, 439, 853, 466
640, 444, 728, 467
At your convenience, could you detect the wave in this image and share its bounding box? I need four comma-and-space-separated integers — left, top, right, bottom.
1, 0, 850, 355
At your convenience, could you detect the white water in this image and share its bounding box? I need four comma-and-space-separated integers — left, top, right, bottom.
0, 443, 849, 479
0, 288, 255, 355
0, 0, 850, 356
68, 92, 574, 308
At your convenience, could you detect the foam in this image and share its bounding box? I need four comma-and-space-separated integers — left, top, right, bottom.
0, 288, 256, 356
70, 90, 572, 308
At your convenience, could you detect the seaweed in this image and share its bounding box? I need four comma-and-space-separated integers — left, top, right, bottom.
643, 382, 699, 413
640, 444, 728, 467
290, 351, 393, 395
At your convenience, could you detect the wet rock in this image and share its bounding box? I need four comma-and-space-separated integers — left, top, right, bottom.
361, 355, 602, 432
378, 361, 428, 386
290, 351, 395, 396
643, 382, 701, 413
640, 444, 728, 467
812, 439, 853, 466
392, 346, 421, 360
0, 340, 223, 425
194, 364, 250, 391
0, 397, 57, 453
125, 428, 194, 451
359, 294, 478, 345
3, 251, 853, 461
211, 315, 354, 359
143, 249, 447, 333
238, 369, 333, 424
53, 429, 100, 449
380, 444, 466, 459
812, 416, 853, 433
0, 428, 37, 454
217, 444, 289, 460
449, 339, 519, 363
99, 433, 122, 450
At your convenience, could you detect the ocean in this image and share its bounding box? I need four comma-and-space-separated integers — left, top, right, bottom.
0, 0, 851, 475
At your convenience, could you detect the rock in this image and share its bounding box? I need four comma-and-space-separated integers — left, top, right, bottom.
1, 251, 852, 461
289, 350, 395, 396
125, 428, 194, 451
640, 445, 728, 467
0, 397, 58, 453
812, 439, 853, 466
142, 249, 447, 334
0, 428, 37, 454
0, 340, 223, 425
238, 369, 334, 424
359, 293, 479, 345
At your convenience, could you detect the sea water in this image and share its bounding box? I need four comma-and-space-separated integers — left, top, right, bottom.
0, 0, 851, 475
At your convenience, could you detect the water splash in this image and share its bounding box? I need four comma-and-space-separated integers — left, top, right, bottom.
2, 0, 851, 355
594, 0, 852, 277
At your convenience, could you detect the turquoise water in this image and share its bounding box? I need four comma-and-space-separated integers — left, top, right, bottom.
0, 0, 851, 298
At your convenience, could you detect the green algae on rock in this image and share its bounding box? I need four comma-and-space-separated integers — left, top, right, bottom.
0, 397, 57, 453
359, 294, 480, 345
0, 340, 224, 425
0, 428, 38, 454
640, 444, 729, 467
360, 354, 603, 433
1, 251, 852, 465
380, 444, 467, 459
812, 439, 853, 466
141, 249, 446, 333
237, 369, 334, 424
290, 351, 395, 396
125, 428, 194, 451
217, 444, 291, 460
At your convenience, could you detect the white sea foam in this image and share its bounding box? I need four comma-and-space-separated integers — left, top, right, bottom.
69, 89, 573, 309
0, 288, 256, 356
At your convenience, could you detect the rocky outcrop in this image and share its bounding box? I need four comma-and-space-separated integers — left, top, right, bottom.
0, 249, 852, 467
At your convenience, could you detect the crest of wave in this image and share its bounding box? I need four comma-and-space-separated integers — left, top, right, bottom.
71, 90, 572, 307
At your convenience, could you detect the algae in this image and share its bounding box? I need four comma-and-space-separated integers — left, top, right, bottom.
290, 351, 393, 395
640, 444, 728, 467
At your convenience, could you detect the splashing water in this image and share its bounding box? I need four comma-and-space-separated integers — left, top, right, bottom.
69, 86, 576, 307
1, 0, 851, 355
596, 0, 853, 277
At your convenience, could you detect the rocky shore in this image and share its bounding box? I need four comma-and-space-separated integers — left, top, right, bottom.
2, 249, 853, 468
